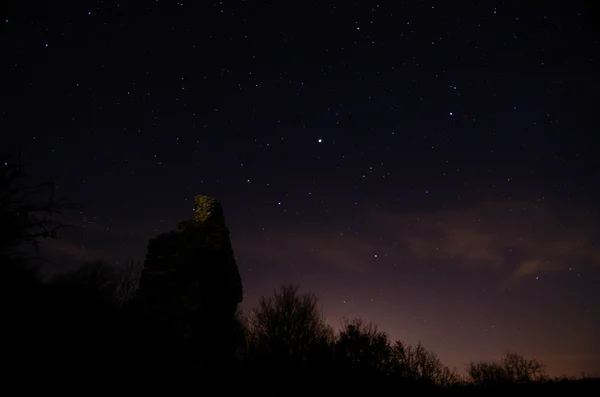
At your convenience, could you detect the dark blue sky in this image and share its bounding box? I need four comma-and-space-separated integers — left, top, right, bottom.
1, 0, 598, 376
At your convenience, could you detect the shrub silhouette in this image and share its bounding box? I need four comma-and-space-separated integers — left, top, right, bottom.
51, 260, 118, 303
466, 351, 546, 387
334, 318, 392, 377
51, 259, 142, 308
390, 341, 460, 386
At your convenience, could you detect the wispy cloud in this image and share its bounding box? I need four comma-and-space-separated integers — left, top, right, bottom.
368, 198, 600, 283
235, 197, 600, 285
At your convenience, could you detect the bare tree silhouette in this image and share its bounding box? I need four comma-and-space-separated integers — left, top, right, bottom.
51, 259, 142, 308
247, 282, 333, 366
390, 341, 460, 386
467, 351, 546, 387
0, 152, 74, 278
113, 259, 142, 307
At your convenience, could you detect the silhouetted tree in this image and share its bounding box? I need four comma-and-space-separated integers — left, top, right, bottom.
466, 351, 546, 387
390, 341, 459, 386
52, 259, 116, 294
51, 259, 142, 308
246, 282, 333, 369
334, 318, 392, 376
0, 152, 73, 279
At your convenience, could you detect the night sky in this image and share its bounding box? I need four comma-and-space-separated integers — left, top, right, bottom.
1, 1, 599, 377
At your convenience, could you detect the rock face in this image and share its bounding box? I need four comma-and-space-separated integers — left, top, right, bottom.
136, 195, 243, 344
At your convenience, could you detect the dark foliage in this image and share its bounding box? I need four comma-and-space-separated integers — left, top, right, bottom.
334, 318, 392, 376
50, 259, 142, 307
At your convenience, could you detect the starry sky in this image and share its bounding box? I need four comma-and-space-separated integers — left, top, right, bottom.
1, 0, 599, 377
